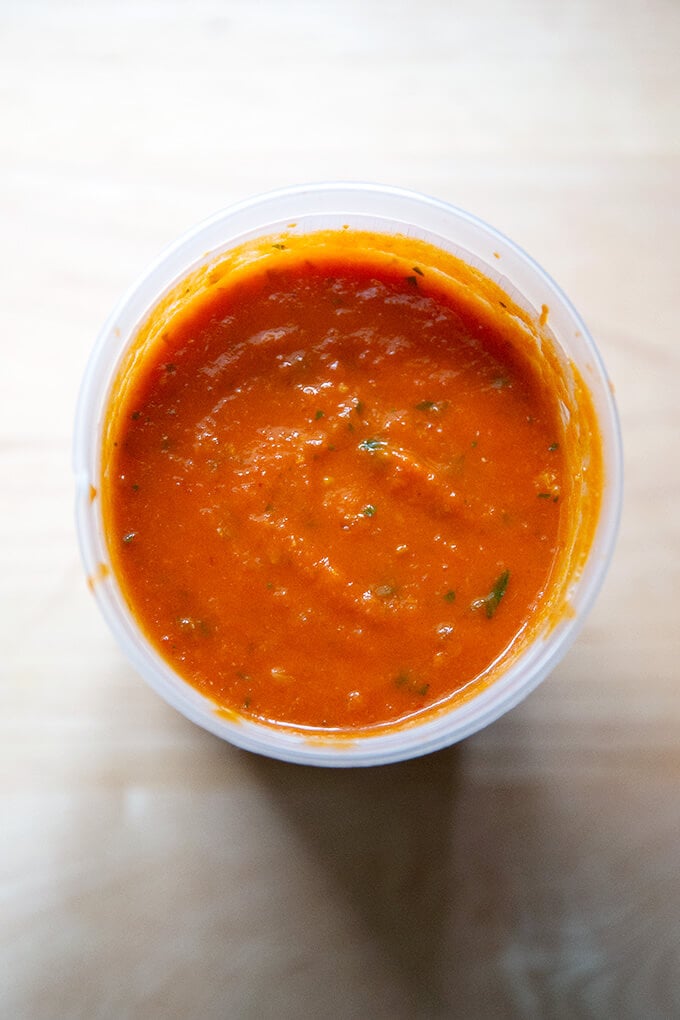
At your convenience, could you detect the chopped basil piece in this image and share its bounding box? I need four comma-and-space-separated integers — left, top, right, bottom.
471, 569, 510, 619
358, 438, 387, 452
394, 671, 429, 697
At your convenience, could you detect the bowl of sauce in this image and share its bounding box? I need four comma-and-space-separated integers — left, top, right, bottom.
75, 184, 622, 765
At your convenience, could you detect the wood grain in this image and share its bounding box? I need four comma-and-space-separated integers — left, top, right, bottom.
2, 1, 679, 1017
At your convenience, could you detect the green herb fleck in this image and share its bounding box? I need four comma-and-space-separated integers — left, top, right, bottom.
548, 442, 559, 451
471, 569, 510, 619
355, 400, 365, 416
358, 438, 387, 452
394, 671, 429, 697
499, 300, 507, 309
362, 505, 376, 517
416, 399, 448, 413
405, 275, 418, 286
131, 483, 139, 492
443, 590, 456, 603
471, 440, 478, 448
315, 409, 325, 420
130, 411, 141, 420
537, 492, 552, 499
272, 242, 286, 250
328, 444, 337, 452
164, 363, 176, 374
412, 266, 424, 276
122, 531, 137, 544
243, 697, 251, 710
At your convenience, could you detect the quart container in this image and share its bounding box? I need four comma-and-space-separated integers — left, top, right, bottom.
74, 183, 623, 766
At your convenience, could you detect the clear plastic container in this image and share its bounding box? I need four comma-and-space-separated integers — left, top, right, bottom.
74, 183, 623, 766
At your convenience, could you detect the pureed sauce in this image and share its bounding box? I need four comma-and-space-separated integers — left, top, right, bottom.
101, 229, 600, 735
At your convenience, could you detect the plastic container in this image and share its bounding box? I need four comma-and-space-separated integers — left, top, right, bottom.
74, 183, 623, 766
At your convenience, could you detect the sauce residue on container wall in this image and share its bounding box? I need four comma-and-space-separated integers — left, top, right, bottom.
100, 229, 602, 734
86, 560, 110, 594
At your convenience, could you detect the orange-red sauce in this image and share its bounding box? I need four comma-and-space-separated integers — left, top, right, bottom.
102, 231, 589, 733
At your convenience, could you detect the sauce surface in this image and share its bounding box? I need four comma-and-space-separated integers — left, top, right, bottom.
103, 235, 570, 732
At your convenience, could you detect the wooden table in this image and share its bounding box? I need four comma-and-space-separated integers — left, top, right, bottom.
2, 2, 678, 1016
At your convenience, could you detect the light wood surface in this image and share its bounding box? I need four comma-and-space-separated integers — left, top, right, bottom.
2, 2, 679, 1017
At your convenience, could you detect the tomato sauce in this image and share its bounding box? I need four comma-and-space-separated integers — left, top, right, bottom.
102, 231, 586, 733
